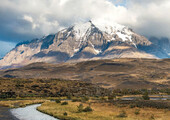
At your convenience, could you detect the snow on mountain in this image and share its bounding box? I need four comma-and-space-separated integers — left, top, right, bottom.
73, 20, 133, 41
0, 20, 165, 68
73, 22, 92, 39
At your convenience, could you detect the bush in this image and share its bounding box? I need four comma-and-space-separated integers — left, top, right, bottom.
61, 101, 68, 105
142, 91, 150, 100
83, 106, 93, 112
77, 104, 84, 112
100, 97, 107, 101
72, 98, 81, 102
150, 114, 155, 120
63, 112, 68, 116
117, 110, 127, 118
66, 94, 72, 99
82, 96, 89, 102
129, 104, 136, 108
134, 109, 140, 115
56, 99, 61, 103
108, 96, 114, 101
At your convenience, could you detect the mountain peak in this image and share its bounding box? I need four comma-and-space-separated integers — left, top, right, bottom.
0, 20, 165, 68
71, 20, 133, 43
73, 21, 92, 39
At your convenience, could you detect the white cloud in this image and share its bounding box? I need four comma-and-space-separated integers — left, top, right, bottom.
126, 0, 170, 38
23, 15, 33, 23
0, 0, 170, 43
59, 0, 70, 6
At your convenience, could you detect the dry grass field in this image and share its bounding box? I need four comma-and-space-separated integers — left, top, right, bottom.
37, 101, 170, 120
0, 99, 47, 108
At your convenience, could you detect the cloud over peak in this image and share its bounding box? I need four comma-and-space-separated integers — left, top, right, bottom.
0, 0, 170, 43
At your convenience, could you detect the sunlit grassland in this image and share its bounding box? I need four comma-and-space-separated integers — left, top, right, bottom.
37, 101, 170, 120
0, 99, 48, 108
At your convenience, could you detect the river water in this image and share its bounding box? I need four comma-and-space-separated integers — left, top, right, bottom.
121, 95, 170, 100
8, 95, 170, 120
10, 104, 59, 120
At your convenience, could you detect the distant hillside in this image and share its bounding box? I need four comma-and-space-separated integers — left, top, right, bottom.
1, 58, 170, 89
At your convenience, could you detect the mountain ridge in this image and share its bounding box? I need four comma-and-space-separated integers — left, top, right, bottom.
0, 20, 169, 68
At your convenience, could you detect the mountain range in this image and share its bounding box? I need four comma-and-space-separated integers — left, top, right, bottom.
0, 20, 169, 68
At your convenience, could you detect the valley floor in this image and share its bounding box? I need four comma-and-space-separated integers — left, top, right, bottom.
37, 100, 170, 120
0, 98, 170, 120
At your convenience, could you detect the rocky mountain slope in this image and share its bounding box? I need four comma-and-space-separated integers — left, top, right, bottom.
0, 21, 169, 68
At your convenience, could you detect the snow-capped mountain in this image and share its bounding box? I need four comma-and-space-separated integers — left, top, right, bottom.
0, 20, 168, 68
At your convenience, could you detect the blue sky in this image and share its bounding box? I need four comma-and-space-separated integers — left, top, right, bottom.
0, 41, 16, 58
0, 0, 170, 58
110, 0, 126, 6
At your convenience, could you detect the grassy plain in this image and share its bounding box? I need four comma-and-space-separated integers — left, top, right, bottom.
37, 100, 170, 120
0, 99, 47, 108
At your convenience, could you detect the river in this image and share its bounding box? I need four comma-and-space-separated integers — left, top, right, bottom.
121, 95, 170, 100
10, 104, 59, 120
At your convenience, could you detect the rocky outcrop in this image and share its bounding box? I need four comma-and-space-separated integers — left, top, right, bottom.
0, 21, 161, 68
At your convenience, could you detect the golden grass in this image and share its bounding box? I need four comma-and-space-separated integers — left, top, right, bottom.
37, 101, 170, 120
0, 99, 48, 108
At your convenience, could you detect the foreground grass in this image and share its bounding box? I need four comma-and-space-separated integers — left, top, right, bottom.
0, 99, 48, 108
37, 101, 170, 120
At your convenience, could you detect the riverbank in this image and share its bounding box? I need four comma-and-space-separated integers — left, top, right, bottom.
11, 104, 58, 120
0, 97, 169, 120
37, 100, 170, 120
0, 99, 59, 120
0, 106, 19, 120
0, 99, 47, 108
0, 99, 49, 120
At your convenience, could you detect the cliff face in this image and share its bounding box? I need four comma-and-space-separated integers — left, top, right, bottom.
1, 21, 167, 68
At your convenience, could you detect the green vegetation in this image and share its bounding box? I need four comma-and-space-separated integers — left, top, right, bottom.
142, 91, 150, 100
37, 100, 170, 120
0, 77, 169, 119
61, 101, 68, 105
77, 103, 93, 112
150, 114, 155, 120
83, 106, 93, 112
77, 104, 84, 112
63, 112, 68, 116
134, 109, 140, 115
82, 96, 89, 102
117, 110, 127, 118
0, 77, 111, 99
0, 77, 170, 100
56, 99, 61, 103
114, 100, 170, 109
